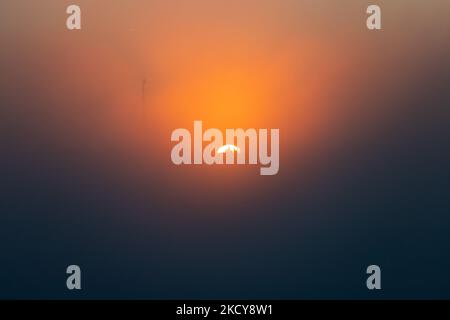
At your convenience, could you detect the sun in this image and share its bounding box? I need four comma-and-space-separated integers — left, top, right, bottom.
217, 144, 240, 154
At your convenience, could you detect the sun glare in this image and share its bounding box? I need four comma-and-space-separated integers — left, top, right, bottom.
217, 144, 240, 154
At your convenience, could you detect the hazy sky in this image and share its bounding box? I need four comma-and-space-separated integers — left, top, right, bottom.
1, 1, 450, 298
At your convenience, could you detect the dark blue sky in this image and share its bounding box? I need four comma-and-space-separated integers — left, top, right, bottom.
1, 1, 450, 299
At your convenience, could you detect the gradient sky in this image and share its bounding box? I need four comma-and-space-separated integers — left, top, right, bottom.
1, 1, 450, 298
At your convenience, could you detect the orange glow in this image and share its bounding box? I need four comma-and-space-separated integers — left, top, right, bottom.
7, 1, 447, 213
